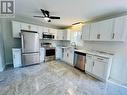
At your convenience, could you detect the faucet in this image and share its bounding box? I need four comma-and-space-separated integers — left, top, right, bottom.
70, 42, 76, 49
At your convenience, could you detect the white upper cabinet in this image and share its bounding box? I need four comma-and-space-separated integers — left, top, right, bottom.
20, 22, 30, 30
57, 29, 70, 40
20, 23, 38, 31
90, 22, 100, 40
49, 28, 58, 40
57, 30, 64, 40
99, 19, 114, 41
82, 24, 90, 40
112, 16, 127, 41
12, 21, 21, 38
38, 26, 44, 39
90, 19, 113, 41
83, 15, 127, 42
30, 24, 38, 31
43, 27, 49, 33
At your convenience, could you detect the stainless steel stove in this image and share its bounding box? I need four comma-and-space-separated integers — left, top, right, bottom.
41, 43, 56, 62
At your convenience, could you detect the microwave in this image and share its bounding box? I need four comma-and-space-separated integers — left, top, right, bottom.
42, 33, 54, 39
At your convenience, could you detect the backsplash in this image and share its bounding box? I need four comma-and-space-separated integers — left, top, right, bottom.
39, 40, 70, 47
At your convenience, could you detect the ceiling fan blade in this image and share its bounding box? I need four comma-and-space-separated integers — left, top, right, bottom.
50, 16, 60, 19
40, 9, 47, 17
33, 16, 44, 18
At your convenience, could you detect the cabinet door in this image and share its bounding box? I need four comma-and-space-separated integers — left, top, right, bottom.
30, 24, 38, 31
57, 30, 63, 40
99, 19, 113, 41
12, 21, 21, 38
68, 48, 74, 66
62, 29, 70, 40
56, 47, 62, 60
90, 22, 100, 40
62, 48, 68, 62
40, 48, 45, 62
12, 49, 22, 68
49, 28, 58, 40
92, 60, 107, 79
67, 29, 71, 40
38, 26, 44, 39
113, 16, 127, 41
82, 24, 90, 40
20, 23, 30, 30
43, 27, 49, 33
86, 54, 93, 73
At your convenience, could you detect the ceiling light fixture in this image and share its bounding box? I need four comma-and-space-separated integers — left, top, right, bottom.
72, 22, 84, 25
44, 17, 50, 21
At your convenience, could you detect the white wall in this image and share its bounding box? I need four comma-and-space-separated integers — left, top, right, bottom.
0, 22, 5, 71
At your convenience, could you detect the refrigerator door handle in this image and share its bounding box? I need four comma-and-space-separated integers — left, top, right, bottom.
21, 34, 25, 52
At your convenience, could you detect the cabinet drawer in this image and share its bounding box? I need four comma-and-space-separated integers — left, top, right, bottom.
94, 56, 109, 63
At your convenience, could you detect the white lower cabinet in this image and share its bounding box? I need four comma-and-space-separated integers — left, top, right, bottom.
92, 60, 108, 79
56, 47, 62, 60
85, 54, 112, 81
62, 47, 74, 66
12, 49, 22, 68
40, 48, 45, 63
85, 54, 94, 73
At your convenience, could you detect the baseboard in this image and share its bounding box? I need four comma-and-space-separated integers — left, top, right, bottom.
108, 79, 127, 89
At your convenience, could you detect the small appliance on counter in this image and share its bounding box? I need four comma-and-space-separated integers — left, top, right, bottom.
21, 30, 40, 66
41, 43, 56, 62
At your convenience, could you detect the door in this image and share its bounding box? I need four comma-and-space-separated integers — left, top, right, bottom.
99, 19, 113, 41
22, 53, 40, 66
92, 60, 107, 79
85, 54, 93, 73
113, 16, 127, 41
82, 24, 90, 40
21, 31, 39, 53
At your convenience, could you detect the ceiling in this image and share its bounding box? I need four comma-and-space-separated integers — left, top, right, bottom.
15, 0, 127, 27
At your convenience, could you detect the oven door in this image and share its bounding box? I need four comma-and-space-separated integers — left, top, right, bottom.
46, 49, 55, 56
45, 49, 55, 61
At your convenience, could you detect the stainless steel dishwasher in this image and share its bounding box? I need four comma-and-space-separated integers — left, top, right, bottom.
74, 51, 86, 71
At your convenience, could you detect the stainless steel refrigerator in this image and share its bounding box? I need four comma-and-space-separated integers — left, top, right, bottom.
21, 30, 40, 66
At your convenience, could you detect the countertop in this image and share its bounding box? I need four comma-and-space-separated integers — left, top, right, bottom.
75, 49, 114, 58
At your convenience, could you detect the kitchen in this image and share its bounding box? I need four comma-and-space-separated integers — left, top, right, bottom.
0, 0, 127, 95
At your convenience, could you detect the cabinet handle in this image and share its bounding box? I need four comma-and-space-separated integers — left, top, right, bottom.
97, 58, 104, 60
28, 25, 31, 30
97, 34, 100, 39
67, 53, 69, 57
112, 33, 115, 39
93, 62, 94, 66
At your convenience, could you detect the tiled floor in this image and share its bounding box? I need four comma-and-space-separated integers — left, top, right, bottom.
0, 61, 126, 95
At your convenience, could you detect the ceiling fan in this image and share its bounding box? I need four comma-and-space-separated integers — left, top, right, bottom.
33, 9, 60, 22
